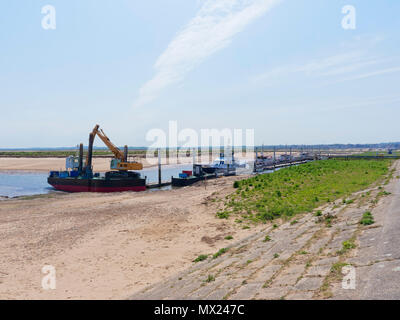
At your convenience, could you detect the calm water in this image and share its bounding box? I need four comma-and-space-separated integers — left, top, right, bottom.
141, 164, 193, 184
0, 164, 194, 198
0, 172, 51, 198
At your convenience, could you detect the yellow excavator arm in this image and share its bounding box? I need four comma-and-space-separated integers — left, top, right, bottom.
96, 128, 125, 160
87, 124, 143, 171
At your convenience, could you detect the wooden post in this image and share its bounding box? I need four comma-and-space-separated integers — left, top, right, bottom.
192, 148, 196, 172
255, 147, 258, 172
158, 148, 162, 186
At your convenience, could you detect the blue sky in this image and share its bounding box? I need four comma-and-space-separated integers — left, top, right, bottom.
0, 0, 399, 148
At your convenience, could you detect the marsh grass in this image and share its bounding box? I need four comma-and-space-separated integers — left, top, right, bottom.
217, 159, 390, 224
0, 150, 147, 157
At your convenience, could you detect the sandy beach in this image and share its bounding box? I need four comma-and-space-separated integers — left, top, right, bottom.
0, 175, 266, 299
1, 158, 398, 300
0, 150, 375, 300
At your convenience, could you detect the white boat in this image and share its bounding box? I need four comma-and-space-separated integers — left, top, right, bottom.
201, 153, 247, 174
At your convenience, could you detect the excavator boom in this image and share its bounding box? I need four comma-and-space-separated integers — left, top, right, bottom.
86, 124, 143, 171
96, 129, 125, 160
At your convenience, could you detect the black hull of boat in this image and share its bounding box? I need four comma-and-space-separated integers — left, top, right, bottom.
48, 177, 146, 193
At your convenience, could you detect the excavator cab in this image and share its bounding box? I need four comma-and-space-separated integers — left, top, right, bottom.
110, 158, 143, 171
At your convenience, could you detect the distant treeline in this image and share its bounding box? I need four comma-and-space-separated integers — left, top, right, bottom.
0, 142, 399, 158
256, 142, 400, 150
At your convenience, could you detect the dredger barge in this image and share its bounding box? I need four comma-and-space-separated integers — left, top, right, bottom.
48, 125, 146, 192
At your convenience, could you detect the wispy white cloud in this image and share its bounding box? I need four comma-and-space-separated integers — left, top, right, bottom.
133, 0, 282, 108
253, 51, 388, 84
253, 36, 399, 86
318, 95, 400, 112
254, 51, 362, 84
264, 94, 400, 116
337, 66, 400, 82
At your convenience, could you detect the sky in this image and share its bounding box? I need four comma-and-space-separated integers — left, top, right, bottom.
0, 0, 399, 148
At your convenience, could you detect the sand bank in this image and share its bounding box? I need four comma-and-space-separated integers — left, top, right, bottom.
0, 157, 193, 172
0, 152, 288, 172
0, 175, 263, 299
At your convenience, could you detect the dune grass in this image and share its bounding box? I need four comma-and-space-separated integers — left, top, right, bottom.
217, 159, 391, 223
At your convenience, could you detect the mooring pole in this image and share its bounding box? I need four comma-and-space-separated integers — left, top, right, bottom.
158, 148, 162, 186
192, 147, 196, 172
255, 147, 258, 172
78, 143, 83, 174
124, 145, 128, 162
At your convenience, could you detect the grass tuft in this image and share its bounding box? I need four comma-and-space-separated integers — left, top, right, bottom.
263, 235, 271, 242
213, 248, 228, 259
337, 239, 356, 255
360, 211, 374, 226
193, 254, 208, 263
204, 274, 215, 283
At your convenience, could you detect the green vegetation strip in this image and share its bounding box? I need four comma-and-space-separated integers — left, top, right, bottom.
218, 159, 391, 223
0, 150, 147, 157
357, 150, 400, 157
